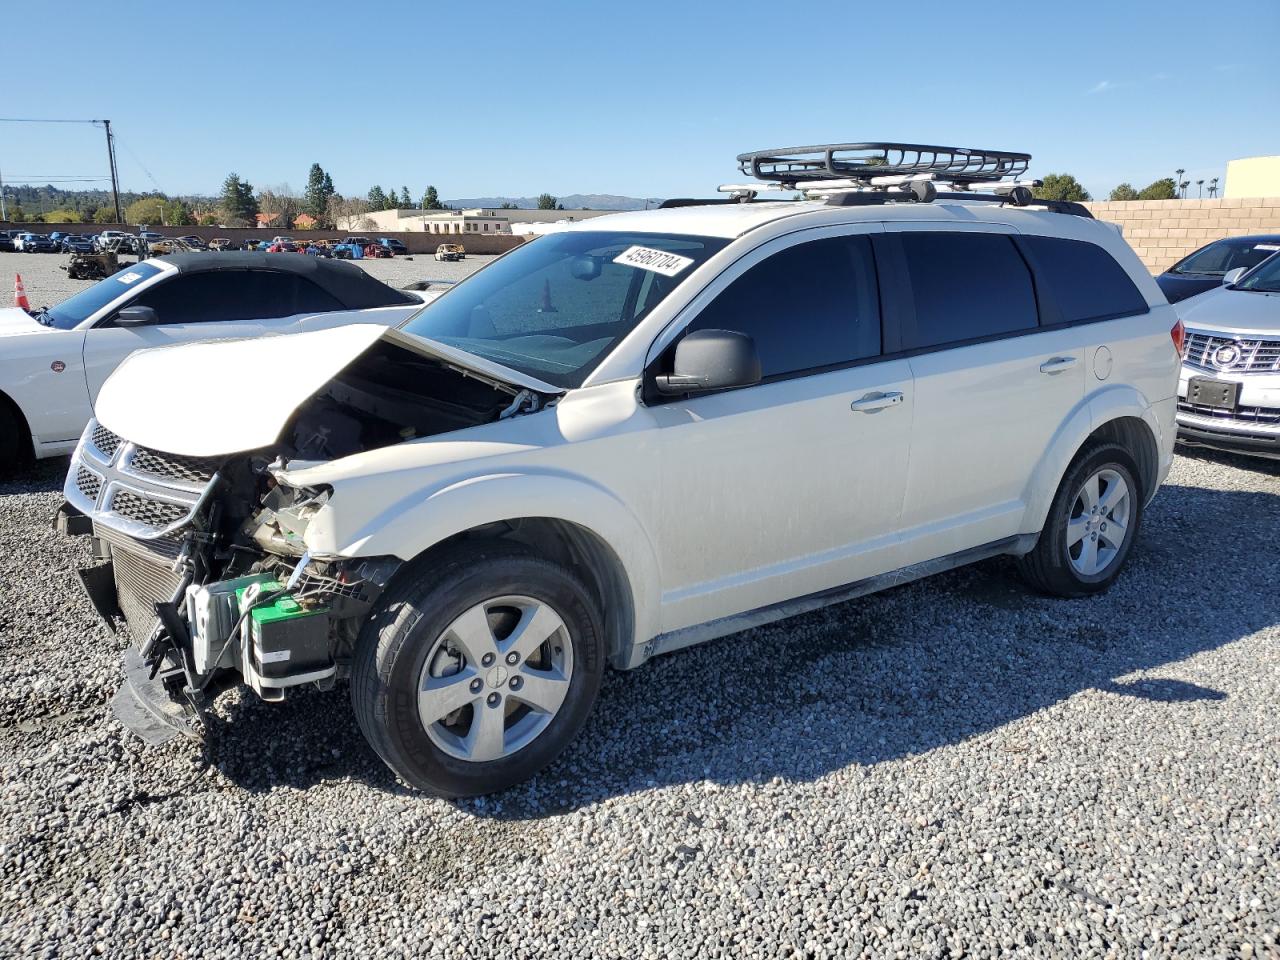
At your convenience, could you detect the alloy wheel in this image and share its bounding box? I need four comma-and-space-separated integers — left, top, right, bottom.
418, 595, 574, 763
1066, 468, 1132, 577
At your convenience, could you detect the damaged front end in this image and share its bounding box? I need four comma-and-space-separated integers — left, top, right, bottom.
59, 325, 553, 743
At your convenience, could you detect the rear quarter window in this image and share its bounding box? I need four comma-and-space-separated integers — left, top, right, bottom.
1022, 236, 1149, 323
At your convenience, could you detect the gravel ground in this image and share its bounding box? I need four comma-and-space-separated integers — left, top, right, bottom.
1, 249, 495, 309
1, 444, 1277, 958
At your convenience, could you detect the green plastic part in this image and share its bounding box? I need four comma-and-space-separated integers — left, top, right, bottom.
235, 581, 329, 627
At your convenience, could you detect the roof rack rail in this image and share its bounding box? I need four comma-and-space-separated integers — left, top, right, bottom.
737, 142, 1030, 186
712, 140, 1090, 217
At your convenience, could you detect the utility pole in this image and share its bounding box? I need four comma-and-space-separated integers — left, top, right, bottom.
101, 119, 122, 224
0, 161, 6, 220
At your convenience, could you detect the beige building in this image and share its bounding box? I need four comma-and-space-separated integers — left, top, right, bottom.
338, 206, 620, 235
1224, 156, 1280, 199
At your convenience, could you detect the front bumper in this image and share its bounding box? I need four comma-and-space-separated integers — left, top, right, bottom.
1176, 354, 1280, 460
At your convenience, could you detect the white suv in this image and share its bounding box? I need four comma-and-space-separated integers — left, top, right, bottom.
59, 144, 1181, 796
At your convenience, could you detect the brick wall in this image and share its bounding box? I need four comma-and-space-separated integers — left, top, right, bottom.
0, 222, 527, 256
1082, 198, 1280, 272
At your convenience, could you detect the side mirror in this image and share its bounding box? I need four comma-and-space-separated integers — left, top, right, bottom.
116, 305, 160, 327
653, 329, 762, 395
1222, 267, 1247, 286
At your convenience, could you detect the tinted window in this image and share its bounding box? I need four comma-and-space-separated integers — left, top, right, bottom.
126, 270, 342, 324
686, 235, 881, 378
898, 233, 1038, 350
1023, 236, 1148, 322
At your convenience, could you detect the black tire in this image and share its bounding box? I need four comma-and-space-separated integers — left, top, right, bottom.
1018, 442, 1143, 598
351, 541, 605, 797
0, 402, 32, 475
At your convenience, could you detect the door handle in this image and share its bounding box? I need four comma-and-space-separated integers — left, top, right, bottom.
1039, 356, 1079, 374
850, 391, 904, 413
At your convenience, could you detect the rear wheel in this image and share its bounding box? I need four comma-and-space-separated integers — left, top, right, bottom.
351, 542, 605, 797
1018, 442, 1142, 598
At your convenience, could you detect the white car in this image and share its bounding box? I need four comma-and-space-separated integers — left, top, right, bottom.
1175, 254, 1280, 459
93, 230, 130, 252
0, 253, 423, 466
60, 142, 1181, 797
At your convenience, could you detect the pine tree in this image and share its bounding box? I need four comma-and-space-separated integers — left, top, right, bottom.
220, 173, 259, 225
305, 163, 337, 223
400, 186, 413, 208
367, 185, 387, 210
422, 185, 441, 210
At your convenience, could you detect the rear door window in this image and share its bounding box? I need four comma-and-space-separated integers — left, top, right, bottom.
896, 232, 1038, 350
685, 234, 881, 379
1021, 236, 1149, 322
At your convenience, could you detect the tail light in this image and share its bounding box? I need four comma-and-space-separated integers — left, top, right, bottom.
1170, 318, 1185, 356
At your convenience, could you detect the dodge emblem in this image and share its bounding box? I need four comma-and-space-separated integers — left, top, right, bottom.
50, 360, 65, 373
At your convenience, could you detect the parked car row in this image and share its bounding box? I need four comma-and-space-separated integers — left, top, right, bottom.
1, 229, 421, 258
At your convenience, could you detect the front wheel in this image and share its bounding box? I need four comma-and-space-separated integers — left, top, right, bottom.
351, 543, 605, 796
1018, 442, 1143, 598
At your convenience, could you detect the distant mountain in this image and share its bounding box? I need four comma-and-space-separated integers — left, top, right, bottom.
444, 194, 652, 211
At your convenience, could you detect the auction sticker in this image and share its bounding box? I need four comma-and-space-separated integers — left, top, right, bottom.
116, 272, 144, 285
1255, 244, 1279, 251
613, 245, 694, 277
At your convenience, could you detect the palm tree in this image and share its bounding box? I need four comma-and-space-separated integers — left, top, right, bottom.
1196, 179, 1205, 198
1209, 177, 1219, 199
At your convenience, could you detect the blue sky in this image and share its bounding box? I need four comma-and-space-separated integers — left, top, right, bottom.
3, 0, 1276, 203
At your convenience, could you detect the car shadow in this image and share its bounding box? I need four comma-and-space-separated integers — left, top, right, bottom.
1176, 442, 1280, 477
203, 476, 1279, 819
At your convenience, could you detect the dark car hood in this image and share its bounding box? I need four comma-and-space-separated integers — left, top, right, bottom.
1156, 272, 1222, 304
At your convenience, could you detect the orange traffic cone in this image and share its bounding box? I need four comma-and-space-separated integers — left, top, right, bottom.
14, 274, 31, 312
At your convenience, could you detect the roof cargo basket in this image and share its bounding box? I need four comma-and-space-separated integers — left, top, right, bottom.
715, 140, 1090, 217
737, 142, 1031, 186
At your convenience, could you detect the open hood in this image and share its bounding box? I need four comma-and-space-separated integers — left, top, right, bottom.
95, 323, 561, 457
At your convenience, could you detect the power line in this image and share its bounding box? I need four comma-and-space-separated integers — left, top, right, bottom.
0, 117, 100, 124
113, 134, 164, 195
0, 116, 122, 220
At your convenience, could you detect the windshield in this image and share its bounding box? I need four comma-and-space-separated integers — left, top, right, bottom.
400, 231, 727, 388
39, 262, 163, 329
1235, 255, 1280, 293
1172, 238, 1280, 276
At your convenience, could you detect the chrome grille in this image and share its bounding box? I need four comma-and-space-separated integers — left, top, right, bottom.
1177, 400, 1280, 426
92, 423, 122, 457
130, 447, 218, 485
111, 490, 189, 527
65, 418, 219, 542
75, 465, 102, 503
1182, 330, 1280, 374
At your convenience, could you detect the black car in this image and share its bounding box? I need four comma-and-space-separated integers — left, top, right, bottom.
61, 235, 95, 253
0, 231, 15, 253
376, 237, 409, 256
1156, 234, 1280, 304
